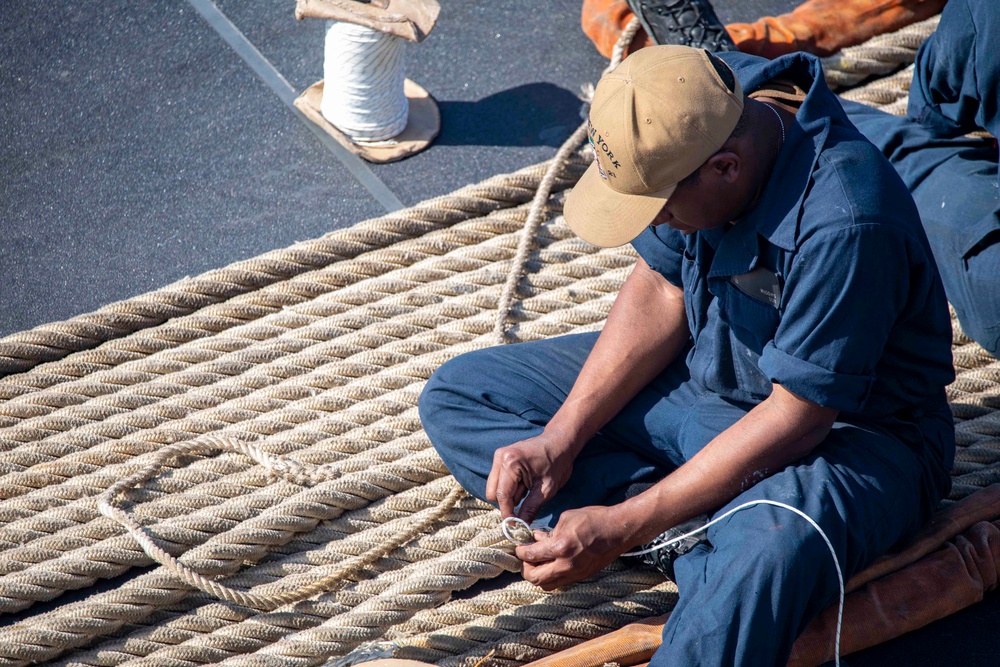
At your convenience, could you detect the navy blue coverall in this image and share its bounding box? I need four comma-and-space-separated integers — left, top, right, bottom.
843, 0, 1000, 355
420, 51, 956, 666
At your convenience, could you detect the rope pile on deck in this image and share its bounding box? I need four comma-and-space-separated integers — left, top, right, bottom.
0, 14, 996, 667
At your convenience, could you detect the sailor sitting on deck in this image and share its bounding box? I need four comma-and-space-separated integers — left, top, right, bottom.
419, 45, 955, 666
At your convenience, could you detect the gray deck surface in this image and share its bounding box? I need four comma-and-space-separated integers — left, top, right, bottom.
1, 1, 998, 665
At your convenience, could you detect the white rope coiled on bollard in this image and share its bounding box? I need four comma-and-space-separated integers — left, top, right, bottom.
322, 20, 409, 143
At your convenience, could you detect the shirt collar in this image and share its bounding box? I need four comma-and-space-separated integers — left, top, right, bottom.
705, 52, 836, 279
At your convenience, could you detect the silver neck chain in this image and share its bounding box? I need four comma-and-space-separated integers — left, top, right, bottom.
763, 102, 786, 144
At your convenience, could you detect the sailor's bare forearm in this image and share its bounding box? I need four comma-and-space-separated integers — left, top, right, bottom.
616, 384, 840, 546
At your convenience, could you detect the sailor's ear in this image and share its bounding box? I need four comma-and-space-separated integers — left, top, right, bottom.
705, 150, 740, 184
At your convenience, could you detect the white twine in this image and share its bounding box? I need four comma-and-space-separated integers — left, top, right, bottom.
623, 500, 845, 666
321, 20, 409, 143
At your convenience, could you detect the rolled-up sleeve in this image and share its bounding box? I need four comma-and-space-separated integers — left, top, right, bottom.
759, 224, 913, 412
631, 225, 686, 288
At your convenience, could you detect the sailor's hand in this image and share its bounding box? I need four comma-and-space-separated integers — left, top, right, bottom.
486, 430, 575, 522
515, 505, 628, 590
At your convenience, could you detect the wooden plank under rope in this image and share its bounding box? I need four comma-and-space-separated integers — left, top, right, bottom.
0, 14, 996, 667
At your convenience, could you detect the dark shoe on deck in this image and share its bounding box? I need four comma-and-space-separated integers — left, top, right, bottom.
629, 514, 710, 581
626, 0, 737, 52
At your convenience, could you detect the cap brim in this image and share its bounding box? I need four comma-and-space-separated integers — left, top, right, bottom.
564, 162, 676, 248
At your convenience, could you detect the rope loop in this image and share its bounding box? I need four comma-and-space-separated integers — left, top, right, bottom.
99, 435, 466, 610
500, 516, 538, 545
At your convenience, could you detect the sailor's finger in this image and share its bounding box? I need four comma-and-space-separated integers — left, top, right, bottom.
516, 486, 546, 523
485, 454, 504, 504
514, 529, 552, 562
516, 532, 562, 564
496, 476, 527, 518
522, 558, 574, 591
488, 450, 531, 517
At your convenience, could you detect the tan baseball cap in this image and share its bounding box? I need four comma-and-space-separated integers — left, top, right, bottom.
565, 46, 745, 247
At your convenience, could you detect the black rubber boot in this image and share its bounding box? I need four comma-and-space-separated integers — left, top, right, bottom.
626, 0, 737, 52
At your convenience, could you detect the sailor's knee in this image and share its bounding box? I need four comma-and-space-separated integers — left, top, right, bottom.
420, 352, 481, 419
717, 507, 836, 581
418, 358, 451, 423
418, 358, 460, 447
419, 348, 503, 454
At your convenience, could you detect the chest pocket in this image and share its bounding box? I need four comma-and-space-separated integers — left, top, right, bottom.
723, 274, 782, 396
725, 270, 782, 346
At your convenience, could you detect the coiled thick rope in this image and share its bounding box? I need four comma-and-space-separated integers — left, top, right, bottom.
12, 502, 509, 666
257, 562, 673, 667
839, 64, 916, 117
321, 20, 409, 142
821, 15, 939, 89
77, 18, 639, 622
0, 221, 627, 601
0, 242, 634, 664
3, 12, 999, 667
391, 563, 674, 666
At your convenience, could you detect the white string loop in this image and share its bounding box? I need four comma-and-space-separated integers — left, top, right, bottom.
500, 516, 538, 545
322, 20, 409, 142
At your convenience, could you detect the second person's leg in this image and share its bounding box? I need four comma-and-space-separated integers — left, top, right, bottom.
844, 99, 1000, 355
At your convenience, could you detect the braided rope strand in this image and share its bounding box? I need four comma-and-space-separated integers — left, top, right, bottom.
492, 17, 639, 343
